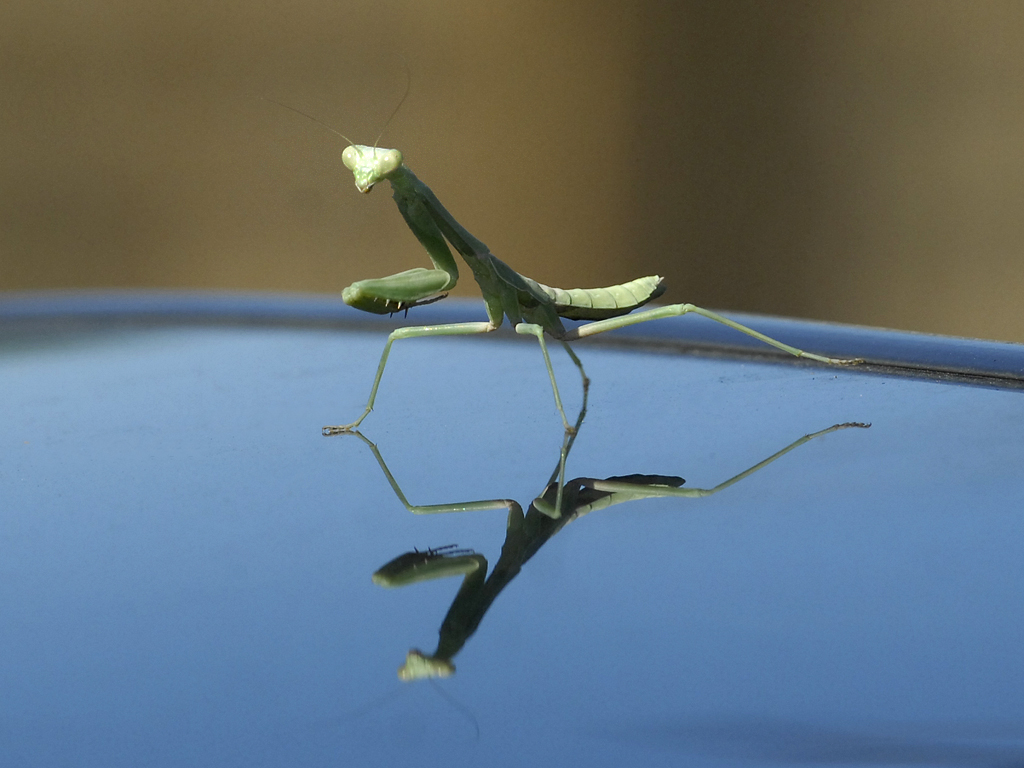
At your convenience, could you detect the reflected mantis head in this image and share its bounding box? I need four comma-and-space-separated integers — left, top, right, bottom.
398, 649, 455, 681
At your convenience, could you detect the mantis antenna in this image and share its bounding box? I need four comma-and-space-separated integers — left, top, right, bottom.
371, 55, 411, 149
261, 96, 356, 145
263, 57, 411, 150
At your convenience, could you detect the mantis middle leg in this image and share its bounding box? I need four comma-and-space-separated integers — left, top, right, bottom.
324, 321, 497, 435
325, 320, 589, 436
514, 323, 590, 434
348, 430, 521, 515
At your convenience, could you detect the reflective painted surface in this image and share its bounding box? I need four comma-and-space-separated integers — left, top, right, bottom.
3, 294, 1024, 766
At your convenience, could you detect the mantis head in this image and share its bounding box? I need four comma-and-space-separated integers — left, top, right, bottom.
342, 144, 404, 194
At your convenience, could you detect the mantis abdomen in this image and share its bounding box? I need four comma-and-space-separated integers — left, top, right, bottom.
526, 274, 666, 321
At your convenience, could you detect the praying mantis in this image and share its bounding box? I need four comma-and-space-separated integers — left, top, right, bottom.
312, 131, 862, 435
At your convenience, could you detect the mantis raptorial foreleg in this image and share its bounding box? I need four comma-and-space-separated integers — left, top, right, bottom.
342, 268, 453, 314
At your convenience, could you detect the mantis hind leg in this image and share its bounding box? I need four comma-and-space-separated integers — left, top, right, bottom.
514, 324, 589, 434
560, 340, 590, 397
564, 304, 863, 365
323, 321, 497, 435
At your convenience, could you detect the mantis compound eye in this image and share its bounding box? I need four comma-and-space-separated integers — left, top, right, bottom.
378, 148, 403, 175
341, 144, 360, 171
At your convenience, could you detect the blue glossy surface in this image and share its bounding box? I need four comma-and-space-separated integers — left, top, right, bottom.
2, 293, 1024, 766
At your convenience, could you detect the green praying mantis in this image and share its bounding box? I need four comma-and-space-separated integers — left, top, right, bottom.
322, 142, 864, 435
268, 98, 863, 434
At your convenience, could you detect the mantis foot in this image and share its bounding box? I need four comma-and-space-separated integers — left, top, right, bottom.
323, 424, 357, 436
323, 407, 373, 436
798, 352, 866, 366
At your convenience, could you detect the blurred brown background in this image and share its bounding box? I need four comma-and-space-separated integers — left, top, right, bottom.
2, 0, 1022, 341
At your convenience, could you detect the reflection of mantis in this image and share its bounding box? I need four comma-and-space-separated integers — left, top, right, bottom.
323, 143, 862, 435
356, 402, 869, 680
